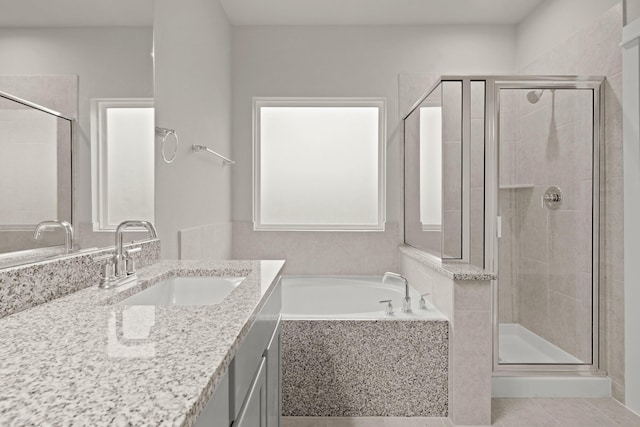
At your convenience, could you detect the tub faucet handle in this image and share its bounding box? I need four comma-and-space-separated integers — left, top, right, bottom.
419, 293, 431, 310
379, 300, 394, 316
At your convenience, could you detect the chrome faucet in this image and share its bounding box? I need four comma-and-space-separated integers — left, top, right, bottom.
382, 272, 411, 313
33, 220, 73, 253
98, 220, 157, 289
115, 220, 157, 277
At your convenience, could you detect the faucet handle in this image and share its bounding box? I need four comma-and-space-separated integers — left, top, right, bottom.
92, 254, 116, 288
419, 293, 431, 310
125, 247, 142, 257
124, 248, 141, 276
379, 299, 394, 316
101, 263, 115, 282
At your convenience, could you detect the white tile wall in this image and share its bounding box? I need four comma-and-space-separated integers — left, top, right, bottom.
232, 221, 399, 275
179, 223, 232, 260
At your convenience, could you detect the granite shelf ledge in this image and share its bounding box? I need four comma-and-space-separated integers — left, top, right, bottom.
399, 245, 497, 281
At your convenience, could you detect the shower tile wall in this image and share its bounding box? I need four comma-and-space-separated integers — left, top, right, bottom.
499, 88, 594, 363
516, 4, 623, 400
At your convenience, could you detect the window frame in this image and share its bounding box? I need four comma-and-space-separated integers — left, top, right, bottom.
90, 98, 154, 232
252, 97, 386, 232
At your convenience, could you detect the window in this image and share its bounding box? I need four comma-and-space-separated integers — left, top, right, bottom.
253, 98, 386, 231
91, 99, 154, 231
419, 106, 442, 231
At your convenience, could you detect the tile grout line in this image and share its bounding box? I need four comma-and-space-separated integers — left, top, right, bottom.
580, 398, 625, 426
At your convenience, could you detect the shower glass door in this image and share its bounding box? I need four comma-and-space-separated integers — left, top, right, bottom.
495, 83, 599, 366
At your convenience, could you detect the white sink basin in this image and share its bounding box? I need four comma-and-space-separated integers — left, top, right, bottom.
119, 276, 245, 306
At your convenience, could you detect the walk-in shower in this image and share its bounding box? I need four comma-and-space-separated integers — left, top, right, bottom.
403, 76, 604, 378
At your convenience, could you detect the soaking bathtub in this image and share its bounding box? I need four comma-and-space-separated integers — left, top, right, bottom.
279, 275, 450, 417
281, 275, 448, 320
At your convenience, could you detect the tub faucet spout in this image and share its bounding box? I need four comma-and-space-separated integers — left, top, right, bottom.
383, 272, 411, 313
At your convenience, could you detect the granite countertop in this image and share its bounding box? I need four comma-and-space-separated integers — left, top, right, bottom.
399, 245, 497, 281
0, 259, 285, 427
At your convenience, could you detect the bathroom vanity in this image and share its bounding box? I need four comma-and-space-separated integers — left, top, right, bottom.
0, 258, 284, 427
196, 273, 282, 427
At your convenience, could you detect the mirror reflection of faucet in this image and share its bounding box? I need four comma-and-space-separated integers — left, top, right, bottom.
96, 220, 157, 289
107, 306, 156, 358
33, 220, 74, 253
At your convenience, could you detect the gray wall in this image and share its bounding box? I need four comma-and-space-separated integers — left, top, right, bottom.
231, 24, 516, 274
154, 0, 233, 260
622, 0, 640, 413
625, 0, 640, 23
516, 0, 621, 68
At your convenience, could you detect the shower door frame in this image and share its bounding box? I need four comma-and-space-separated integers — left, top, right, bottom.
485, 76, 604, 374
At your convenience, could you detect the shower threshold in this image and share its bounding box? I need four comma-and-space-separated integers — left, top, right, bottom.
494, 323, 610, 398
498, 323, 582, 364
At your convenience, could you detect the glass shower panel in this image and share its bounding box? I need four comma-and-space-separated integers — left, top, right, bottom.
404, 81, 463, 259
405, 82, 443, 256
470, 81, 486, 268
497, 88, 594, 365
441, 82, 463, 259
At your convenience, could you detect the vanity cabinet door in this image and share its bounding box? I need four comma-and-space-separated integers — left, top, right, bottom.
233, 283, 281, 419
265, 319, 281, 427
234, 357, 267, 427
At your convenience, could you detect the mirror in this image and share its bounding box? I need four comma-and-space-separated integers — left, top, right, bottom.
0, 87, 73, 256
404, 80, 463, 259
0, 0, 154, 267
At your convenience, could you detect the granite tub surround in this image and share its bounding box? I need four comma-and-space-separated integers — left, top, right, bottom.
282, 320, 449, 417
399, 245, 496, 281
0, 259, 284, 426
0, 239, 161, 319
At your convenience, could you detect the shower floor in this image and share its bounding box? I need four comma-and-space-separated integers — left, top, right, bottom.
498, 323, 582, 364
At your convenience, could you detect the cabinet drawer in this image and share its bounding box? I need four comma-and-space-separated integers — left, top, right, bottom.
231, 279, 281, 418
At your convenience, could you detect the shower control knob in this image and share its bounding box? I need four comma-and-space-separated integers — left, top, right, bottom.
542, 186, 563, 210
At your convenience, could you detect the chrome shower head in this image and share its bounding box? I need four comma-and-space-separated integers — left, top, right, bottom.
526, 89, 546, 104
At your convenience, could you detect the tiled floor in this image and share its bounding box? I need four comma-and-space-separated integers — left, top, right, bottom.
282, 398, 640, 427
